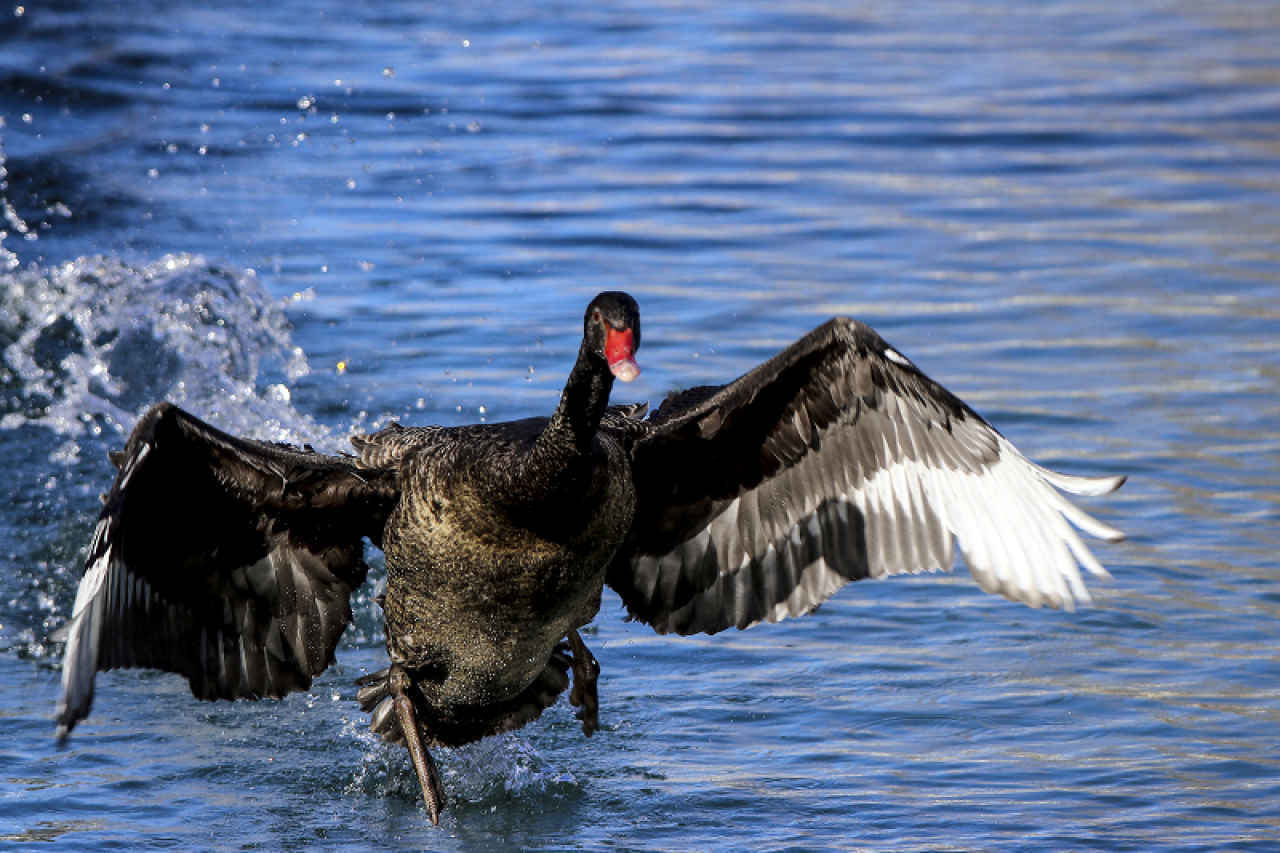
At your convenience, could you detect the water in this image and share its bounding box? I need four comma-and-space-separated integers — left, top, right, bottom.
2, 0, 1279, 849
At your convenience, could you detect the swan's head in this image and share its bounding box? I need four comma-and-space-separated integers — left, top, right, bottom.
584, 291, 641, 382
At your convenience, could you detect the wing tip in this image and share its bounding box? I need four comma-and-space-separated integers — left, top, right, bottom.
1074, 510, 1127, 545
1090, 473, 1128, 496
1037, 465, 1128, 498
1099, 527, 1127, 545
54, 690, 87, 746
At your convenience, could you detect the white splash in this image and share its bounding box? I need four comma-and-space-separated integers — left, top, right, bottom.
0, 253, 329, 450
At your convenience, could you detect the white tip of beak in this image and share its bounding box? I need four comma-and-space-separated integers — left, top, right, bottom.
609, 358, 641, 382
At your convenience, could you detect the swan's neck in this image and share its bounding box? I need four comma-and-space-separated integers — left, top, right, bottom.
537, 342, 614, 460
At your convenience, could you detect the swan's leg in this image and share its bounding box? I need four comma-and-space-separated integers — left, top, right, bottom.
389, 664, 446, 824
566, 629, 600, 736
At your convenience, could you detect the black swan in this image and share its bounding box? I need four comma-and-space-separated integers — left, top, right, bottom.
54, 292, 1125, 823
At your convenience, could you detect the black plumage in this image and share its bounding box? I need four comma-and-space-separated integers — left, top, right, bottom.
55, 292, 1124, 823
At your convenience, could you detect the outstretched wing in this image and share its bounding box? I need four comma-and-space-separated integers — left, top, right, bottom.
56, 402, 400, 740
607, 318, 1125, 636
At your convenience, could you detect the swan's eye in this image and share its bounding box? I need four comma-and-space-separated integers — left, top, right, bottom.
592, 309, 601, 323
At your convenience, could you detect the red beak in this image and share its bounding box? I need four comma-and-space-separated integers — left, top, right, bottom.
604, 325, 640, 382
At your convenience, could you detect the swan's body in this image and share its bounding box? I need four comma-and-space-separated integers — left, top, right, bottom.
55, 292, 1125, 823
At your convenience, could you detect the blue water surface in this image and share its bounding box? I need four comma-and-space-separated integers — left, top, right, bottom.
2, 1, 1279, 850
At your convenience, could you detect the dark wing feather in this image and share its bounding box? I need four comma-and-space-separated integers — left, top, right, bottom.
608, 318, 1125, 636
56, 402, 400, 739
351, 422, 450, 469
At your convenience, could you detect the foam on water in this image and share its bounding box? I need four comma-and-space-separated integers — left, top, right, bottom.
0, 253, 331, 451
